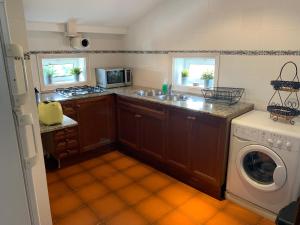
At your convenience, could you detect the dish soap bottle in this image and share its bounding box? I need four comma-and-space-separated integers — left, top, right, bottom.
162, 80, 168, 95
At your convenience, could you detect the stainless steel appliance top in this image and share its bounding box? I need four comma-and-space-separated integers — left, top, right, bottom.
56, 85, 106, 97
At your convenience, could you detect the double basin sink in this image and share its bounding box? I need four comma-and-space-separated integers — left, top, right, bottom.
136, 89, 189, 102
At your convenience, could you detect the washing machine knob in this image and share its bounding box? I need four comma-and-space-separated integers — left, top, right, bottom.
276, 140, 283, 147
286, 142, 292, 150
267, 138, 273, 145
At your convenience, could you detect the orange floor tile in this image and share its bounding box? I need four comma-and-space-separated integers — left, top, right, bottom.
47, 151, 275, 225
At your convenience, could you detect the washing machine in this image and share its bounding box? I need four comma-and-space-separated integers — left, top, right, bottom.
226, 110, 300, 220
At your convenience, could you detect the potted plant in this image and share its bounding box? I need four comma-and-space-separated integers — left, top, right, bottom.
44, 66, 54, 84
70, 67, 82, 82
181, 69, 189, 85
201, 71, 214, 88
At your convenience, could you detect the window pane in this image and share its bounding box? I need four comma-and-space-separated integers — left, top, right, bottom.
173, 57, 216, 88
42, 57, 86, 86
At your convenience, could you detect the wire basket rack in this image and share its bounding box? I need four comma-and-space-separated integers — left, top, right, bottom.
267, 61, 300, 125
201, 87, 245, 105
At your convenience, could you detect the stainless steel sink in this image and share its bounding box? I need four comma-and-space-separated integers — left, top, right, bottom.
156, 94, 189, 101
136, 89, 162, 97
136, 89, 189, 102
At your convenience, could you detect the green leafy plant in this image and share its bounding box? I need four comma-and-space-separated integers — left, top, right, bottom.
70, 67, 82, 75
44, 65, 55, 77
201, 71, 214, 80
181, 69, 189, 78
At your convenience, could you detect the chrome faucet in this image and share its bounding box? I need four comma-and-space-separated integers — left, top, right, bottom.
168, 84, 172, 95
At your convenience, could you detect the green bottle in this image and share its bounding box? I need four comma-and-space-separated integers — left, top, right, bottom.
162, 81, 168, 95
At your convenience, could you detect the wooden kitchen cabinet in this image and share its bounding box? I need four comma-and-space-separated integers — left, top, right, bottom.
60, 100, 78, 120
42, 126, 80, 167
165, 108, 231, 197
117, 96, 166, 161
189, 114, 229, 192
139, 107, 165, 160
77, 95, 116, 152
165, 108, 190, 170
117, 103, 139, 150
116, 96, 233, 198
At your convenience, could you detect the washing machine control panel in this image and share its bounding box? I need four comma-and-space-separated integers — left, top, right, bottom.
232, 125, 299, 152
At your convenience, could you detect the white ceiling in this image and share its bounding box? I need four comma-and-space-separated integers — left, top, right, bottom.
22, 0, 165, 27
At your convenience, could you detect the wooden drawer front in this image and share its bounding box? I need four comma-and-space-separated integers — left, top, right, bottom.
55, 141, 67, 152
67, 148, 79, 156
66, 139, 79, 149
54, 130, 65, 142
118, 100, 165, 120
58, 152, 68, 159
65, 127, 78, 138
118, 96, 165, 113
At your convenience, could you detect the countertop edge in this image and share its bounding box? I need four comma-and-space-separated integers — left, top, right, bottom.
40, 115, 78, 134
39, 87, 255, 119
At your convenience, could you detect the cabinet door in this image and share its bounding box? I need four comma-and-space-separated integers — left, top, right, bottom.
77, 96, 115, 152
166, 109, 190, 170
139, 112, 165, 160
117, 104, 139, 150
61, 100, 78, 120
189, 115, 226, 185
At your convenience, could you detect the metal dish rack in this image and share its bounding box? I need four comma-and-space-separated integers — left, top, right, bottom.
201, 87, 245, 105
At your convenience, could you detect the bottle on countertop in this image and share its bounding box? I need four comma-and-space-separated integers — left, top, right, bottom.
162, 80, 168, 95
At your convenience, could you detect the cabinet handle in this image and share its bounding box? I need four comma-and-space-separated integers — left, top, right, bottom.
187, 116, 196, 120
135, 114, 142, 118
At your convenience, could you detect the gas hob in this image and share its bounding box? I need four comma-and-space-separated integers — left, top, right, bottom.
56, 85, 106, 97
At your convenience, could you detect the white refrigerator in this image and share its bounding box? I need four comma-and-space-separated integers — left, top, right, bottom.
0, 1, 52, 225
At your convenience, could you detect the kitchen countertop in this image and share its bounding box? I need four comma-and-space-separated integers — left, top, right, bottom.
40, 86, 254, 118
40, 115, 78, 134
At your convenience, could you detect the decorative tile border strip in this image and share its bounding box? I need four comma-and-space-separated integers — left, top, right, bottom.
28, 49, 300, 56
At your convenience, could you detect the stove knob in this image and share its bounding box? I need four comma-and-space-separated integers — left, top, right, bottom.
267, 138, 273, 145
276, 140, 283, 147
286, 142, 292, 150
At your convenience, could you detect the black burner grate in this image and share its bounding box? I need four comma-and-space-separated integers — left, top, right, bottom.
56, 85, 105, 97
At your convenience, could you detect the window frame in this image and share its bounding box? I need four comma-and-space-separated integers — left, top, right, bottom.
169, 53, 220, 94
37, 54, 91, 92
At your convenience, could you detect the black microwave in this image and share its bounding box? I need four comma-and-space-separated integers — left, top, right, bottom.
95, 68, 132, 88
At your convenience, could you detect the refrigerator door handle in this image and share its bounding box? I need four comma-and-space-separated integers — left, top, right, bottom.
7, 44, 29, 106
17, 112, 39, 168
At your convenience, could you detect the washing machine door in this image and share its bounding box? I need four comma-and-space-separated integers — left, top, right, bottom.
236, 144, 287, 192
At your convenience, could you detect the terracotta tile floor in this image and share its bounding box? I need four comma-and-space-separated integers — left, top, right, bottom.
47, 151, 275, 225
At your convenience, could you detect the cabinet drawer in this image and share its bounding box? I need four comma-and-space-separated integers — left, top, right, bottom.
66, 139, 79, 149
53, 130, 65, 141
118, 100, 165, 119
67, 148, 79, 156
58, 152, 68, 159
118, 96, 165, 112
55, 141, 67, 152
65, 127, 78, 138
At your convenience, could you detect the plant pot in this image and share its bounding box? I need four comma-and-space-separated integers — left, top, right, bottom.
181, 77, 188, 85
75, 74, 80, 82
47, 76, 52, 85
204, 79, 212, 88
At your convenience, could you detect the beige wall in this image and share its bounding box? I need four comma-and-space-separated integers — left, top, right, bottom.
27, 31, 124, 51
125, 0, 300, 50
27, 0, 300, 110
27, 31, 126, 90
123, 0, 300, 110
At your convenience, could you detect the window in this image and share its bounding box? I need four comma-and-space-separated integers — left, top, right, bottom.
38, 54, 90, 91
171, 54, 219, 93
